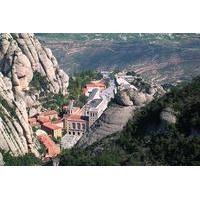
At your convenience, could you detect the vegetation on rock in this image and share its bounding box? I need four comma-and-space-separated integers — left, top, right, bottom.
59, 76, 200, 166
1, 151, 41, 166
29, 71, 50, 92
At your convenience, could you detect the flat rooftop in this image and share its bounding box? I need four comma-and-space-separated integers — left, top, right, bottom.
88, 98, 103, 108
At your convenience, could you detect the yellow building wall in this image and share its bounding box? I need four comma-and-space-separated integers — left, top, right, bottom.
54, 129, 62, 139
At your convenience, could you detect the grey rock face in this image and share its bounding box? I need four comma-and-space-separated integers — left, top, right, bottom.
0, 153, 4, 166
116, 90, 133, 106
129, 90, 147, 106
76, 79, 165, 149
116, 82, 165, 108
76, 103, 134, 148
160, 107, 177, 125
0, 33, 69, 95
0, 33, 69, 157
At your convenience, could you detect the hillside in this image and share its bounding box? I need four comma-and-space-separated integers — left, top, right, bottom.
59, 76, 200, 166
36, 33, 200, 84
0, 33, 69, 159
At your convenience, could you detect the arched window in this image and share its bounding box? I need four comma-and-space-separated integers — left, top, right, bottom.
72, 123, 76, 129
78, 132, 80, 136
69, 131, 71, 135
73, 132, 75, 135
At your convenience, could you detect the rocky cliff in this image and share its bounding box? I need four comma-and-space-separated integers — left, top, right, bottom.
76, 103, 134, 148
0, 33, 69, 157
76, 74, 165, 148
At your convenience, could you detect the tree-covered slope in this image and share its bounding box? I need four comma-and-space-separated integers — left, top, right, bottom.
59, 76, 200, 166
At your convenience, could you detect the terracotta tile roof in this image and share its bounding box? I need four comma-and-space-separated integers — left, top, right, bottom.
42, 110, 58, 116
30, 122, 41, 127
28, 117, 37, 123
53, 119, 63, 124
37, 134, 60, 158
82, 88, 88, 94
86, 83, 106, 88
43, 123, 61, 130
38, 117, 50, 124
65, 115, 88, 122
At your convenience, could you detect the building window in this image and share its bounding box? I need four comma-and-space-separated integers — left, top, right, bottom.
78, 132, 80, 136
73, 132, 75, 135
82, 124, 85, 130
77, 123, 81, 130
69, 131, 71, 135
72, 123, 76, 129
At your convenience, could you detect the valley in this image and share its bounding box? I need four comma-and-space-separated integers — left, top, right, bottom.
0, 33, 200, 166
37, 33, 200, 84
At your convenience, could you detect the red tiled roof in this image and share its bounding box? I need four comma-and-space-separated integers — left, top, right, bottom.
28, 117, 37, 123
65, 115, 88, 122
53, 119, 63, 124
37, 134, 60, 157
86, 83, 106, 88
82, 88, 88, 94
43, 123, 61, 130
38, 117, 50, 124
30, 122, 41, 127
42, 110, 58, 116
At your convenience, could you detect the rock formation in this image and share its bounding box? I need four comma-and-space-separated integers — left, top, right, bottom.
76, 103, 134, 148
0, 33, 69, 157
160, 107, 177, 126
76, 75, 165, 149
116, 84, 165, 108
115, 89, 133, 106
0, 152, 4, 166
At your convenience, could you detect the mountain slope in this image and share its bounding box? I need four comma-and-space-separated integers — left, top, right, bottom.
0, 33, 69, 157
60, 76, 200, 166
37, 33, 200, 84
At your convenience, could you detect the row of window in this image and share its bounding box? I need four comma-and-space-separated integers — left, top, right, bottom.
71, 122, 86, 130
90, 112, 97, 117
69, 131, 83, 136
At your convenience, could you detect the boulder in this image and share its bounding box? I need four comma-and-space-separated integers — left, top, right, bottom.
160, 107, 177, 125
116, 90, 133, 106
76, 103, 134, 148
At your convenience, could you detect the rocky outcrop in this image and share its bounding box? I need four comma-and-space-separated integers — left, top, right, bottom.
160, 107, 177, 125
116, 83, 165, 107
0, 152, 4, 166
115, 89, 133, 106
0, 33, 69, 157
76, 75, 165, 149
0, 33, 69, 95
76, 103, 134, 148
